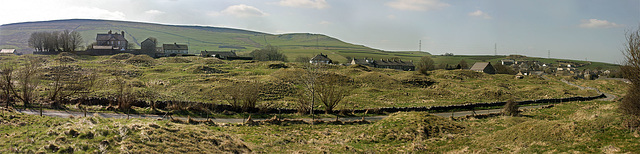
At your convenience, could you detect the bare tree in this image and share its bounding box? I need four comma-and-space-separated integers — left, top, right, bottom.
221, 81, 262, 112
315, 72, 351, 114
11, 56, 43, 108
250, 45, 287, 61
458, 59, 469, 69
111, 75, 134, 110
0, 64, 14, 108
417, 56, 435, 75
46, 63, 98, 108
620, 26, 640, 130
28, 30, 83, 52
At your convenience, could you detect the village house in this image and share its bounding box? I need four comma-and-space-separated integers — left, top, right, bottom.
349, 57, 415, 71
310, 53, 333, 64
200, 50, 253, 60
162, 43, 188, 56
470, 62, 496, 74
500, 59, 515, 65
0, 49, 15, 54
95, 30, 128, 50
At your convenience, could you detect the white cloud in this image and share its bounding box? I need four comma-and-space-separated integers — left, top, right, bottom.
220, 4, 268, 18
579, 19, 623, 28
319, 20, 332, 25
279, 0, 329, 9
386, 0, 449, 11
468, 10, 491, 19
144, 10, 164, 15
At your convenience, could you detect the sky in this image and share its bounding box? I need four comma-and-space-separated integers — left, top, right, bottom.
1, 0, 639, 64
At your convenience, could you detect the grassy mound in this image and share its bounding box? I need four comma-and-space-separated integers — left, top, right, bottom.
0, 112, 251, 153
110, 53, 134, 60
55, 56, 76, 63
185, 65, 228, 74
161, 57, 192, 63
369, 112, 465, 141
125, 55, 156, 67
347, 64, 371, 72
354, 72, 398, 88
195, 58, 226, 65
433, 69, 484, 80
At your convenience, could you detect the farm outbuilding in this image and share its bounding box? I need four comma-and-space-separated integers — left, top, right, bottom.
470, 62, 496, 74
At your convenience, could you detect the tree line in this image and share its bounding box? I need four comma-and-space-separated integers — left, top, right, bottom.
28, 30, 83, 52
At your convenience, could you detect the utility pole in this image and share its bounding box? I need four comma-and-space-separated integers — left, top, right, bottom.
548, 50, 550, 59
419, 40, 422, 52
494, 43, 497, 56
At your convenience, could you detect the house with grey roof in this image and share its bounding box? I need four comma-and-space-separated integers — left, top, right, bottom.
96, 30, 128, 50
350, 57, 415, 71
310, 53, 333, 64
162, 43, 188, 56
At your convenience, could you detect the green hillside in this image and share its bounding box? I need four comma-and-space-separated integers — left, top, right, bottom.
0, 19, 618, 69
0, 19, 430, 63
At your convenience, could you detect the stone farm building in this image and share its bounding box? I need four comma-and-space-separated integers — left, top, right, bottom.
95, 30, 128, 50
310, 53, 333, 64
350, 58, 415, 71
162, 43, 188, 56
470, 62, 496, 74
200, 50, 253, 60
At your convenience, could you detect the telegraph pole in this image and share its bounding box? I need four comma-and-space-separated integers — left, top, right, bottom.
548, 50, 550, 59
494, 43, 497, 56
419, 40, 422, 52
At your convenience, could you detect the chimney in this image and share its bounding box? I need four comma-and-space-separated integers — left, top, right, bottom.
108, 30, 112, 34
121, 31, 125, 36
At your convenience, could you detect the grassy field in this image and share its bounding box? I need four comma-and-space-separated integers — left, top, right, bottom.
0, 53, 635, 153
0, 53, 600, 115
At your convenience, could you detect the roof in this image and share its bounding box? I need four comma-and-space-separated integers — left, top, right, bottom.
310, 53, 332, 62
374, 59, 415, 67
0, 49, 15, 54
141, 38, 156, 45
351, 58, 371, 65
201, 51, 237, 58
470, 62, 491, 71
96, 34, 126, 42
163, 43, 188, 50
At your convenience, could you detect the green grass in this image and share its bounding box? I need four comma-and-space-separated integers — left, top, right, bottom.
1, 69, 637, 153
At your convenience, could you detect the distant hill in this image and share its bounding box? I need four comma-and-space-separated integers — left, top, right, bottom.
0, 19, 431, 63
0, 19, 618, 70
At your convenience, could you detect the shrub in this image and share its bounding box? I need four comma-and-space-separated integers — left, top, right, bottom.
502, 99, 519, 116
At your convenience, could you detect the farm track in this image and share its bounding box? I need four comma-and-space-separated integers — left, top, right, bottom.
19, 75, 614, 123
